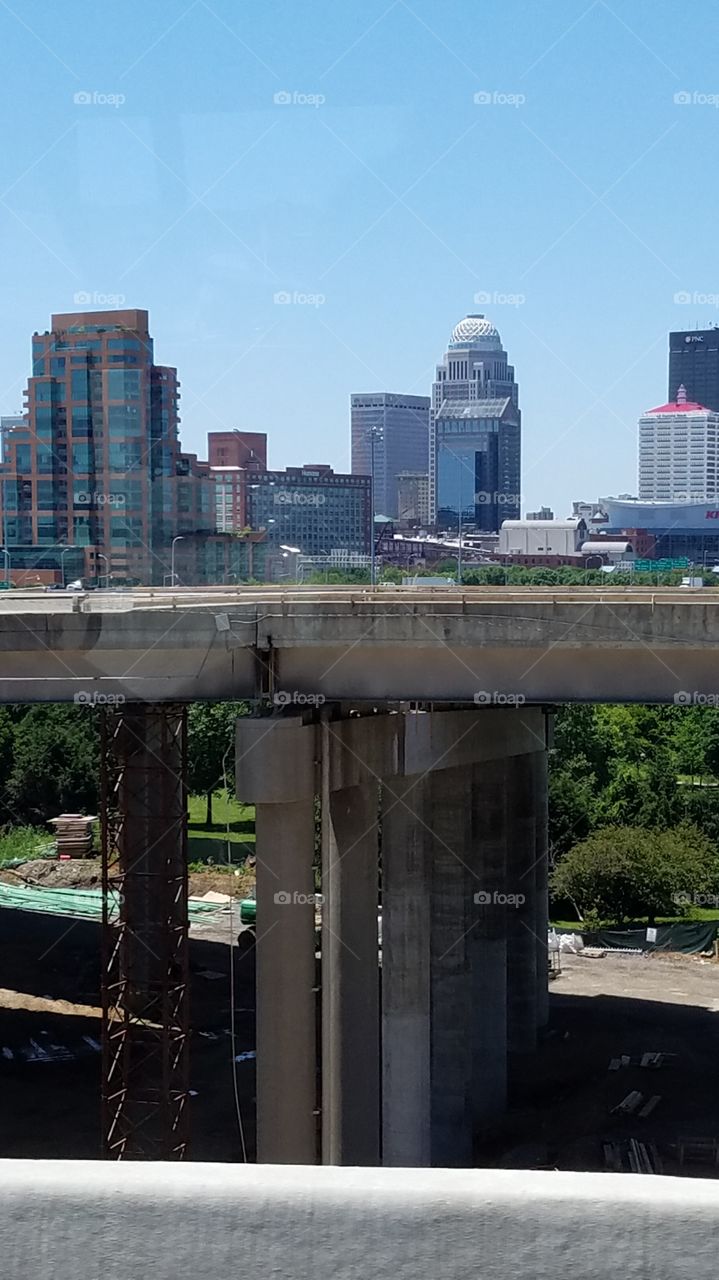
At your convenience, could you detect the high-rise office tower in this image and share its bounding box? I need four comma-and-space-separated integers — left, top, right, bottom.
669, 328, 719, 411
1, 308, 199, 584
638, 383, 719, 502
430, 314, 521, 531
350, 392, 430, 519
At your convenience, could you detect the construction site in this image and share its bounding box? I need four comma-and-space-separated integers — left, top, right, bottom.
1, 702, 719, 1177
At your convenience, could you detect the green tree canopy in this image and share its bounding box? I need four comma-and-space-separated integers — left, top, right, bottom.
187, 701, 250, 824
550, 823, 719, 924
7, 705, 99, 825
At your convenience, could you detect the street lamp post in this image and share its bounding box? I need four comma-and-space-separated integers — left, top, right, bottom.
171, 535, 184, 587
370, 427, 380, 588
60, 545, 73, 588
97, 553, 109, 589
457, 458, 464, 585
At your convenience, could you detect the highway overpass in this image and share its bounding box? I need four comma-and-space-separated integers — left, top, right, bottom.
5, 584, 719, 1162
0, 585, 716, 703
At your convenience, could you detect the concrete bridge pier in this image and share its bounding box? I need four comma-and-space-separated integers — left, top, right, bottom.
506, 752, 539, 1086
470, 757, 509, 1143
321, 776, 381, 1165
381, 774, 432, 1167
235, 717, 318, 1164
533, 748, 550, 1031
237, 707, 550, 1167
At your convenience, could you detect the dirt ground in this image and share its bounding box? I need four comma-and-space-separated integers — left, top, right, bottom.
1, 907, 718, 1172
0, 857, 256, 899
490, 950, 719, 1176
0, 905, 256, 1161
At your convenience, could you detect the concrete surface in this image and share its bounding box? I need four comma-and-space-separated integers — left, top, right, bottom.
2, 1160, 719, 1279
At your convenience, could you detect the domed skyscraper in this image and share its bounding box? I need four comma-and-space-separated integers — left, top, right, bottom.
430, 313, 521, 532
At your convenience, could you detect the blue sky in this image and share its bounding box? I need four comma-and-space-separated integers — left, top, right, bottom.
0, 0, 717, 515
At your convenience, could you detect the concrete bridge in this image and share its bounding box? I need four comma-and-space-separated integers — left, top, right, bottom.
0, 584, 716, 703
4, 585, 719, 1162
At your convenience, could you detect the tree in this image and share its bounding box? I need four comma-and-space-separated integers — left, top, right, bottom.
550, 823, 719, 924
187, 701, 250, 824
7, 705, 99, 824
548, 759, 596, 863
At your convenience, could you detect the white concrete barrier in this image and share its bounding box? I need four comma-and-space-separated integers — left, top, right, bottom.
3, 1162, 718, 1279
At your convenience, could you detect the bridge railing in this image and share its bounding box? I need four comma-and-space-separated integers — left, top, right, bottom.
3, 1162, 718, 1279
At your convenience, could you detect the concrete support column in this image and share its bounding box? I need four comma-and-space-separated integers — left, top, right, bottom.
236, 718, 318, 1164
505, 752, 538, 1076
381, 775, 431, 1167
322, 732, 380, 1165
532, 746, 550, 1031
469, 757, 508, 1143
428, 766, 473, 1167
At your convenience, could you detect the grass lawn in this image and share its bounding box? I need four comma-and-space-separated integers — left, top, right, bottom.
551, 907, 719, 931
187, 790, 255, 868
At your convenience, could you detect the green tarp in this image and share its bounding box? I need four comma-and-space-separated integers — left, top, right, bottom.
561, 919, 719, 954
0, 882, 228, 921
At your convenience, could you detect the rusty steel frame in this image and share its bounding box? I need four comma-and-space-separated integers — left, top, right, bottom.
101, 704, 190, 1159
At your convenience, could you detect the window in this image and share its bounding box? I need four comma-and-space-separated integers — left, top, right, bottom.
50, 357, 66, 375
35, 382, 61, 402
72, 407, 92, 436
71, 370, 89, 400
72, 443, 92, 471
108, 404, 142, 435
15, 444, 31, 473
107, 369, 141, 401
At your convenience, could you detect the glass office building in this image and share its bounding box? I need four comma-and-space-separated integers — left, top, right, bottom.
246, 465, 371, 557
669, 328, 719, 411
0, 309, 214, 584
350, 393, 430, 520
430, 315, 521, 531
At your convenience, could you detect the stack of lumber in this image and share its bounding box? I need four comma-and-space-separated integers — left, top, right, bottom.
48, 813, 96, 859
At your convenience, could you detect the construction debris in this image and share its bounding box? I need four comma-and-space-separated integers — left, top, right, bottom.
638, 1095, 662, 1119
677, 1137, 719, 1168
611, 1090, 644, 1115
607, 1051, 669, 1071
603, 1139, 662, 1174
48, 814, 96, 859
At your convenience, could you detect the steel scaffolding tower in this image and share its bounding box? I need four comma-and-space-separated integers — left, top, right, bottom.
101, 704, 190, 1159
